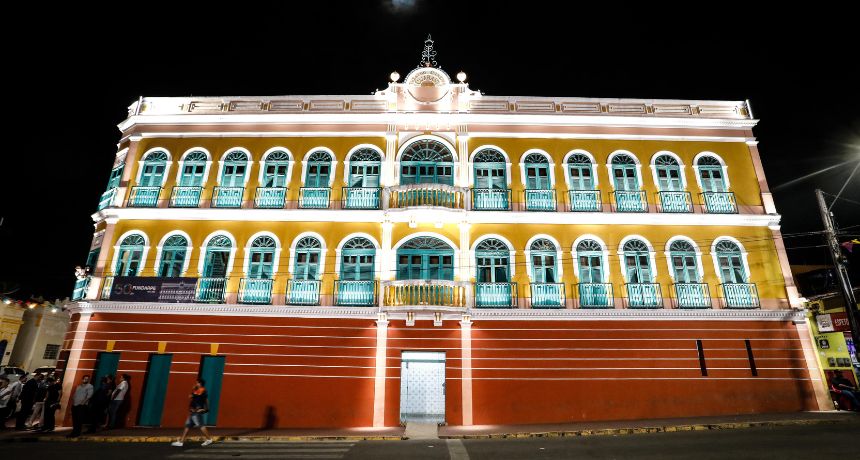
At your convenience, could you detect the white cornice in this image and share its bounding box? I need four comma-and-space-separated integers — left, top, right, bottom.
468, 308, 806, 322
71, 301, 378, 319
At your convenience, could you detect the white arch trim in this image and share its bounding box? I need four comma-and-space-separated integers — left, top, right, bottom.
562, 149, 599, 189
605, 150, 643, 190
243, 231, 283, 277
470, 233, 517, 278
257, 147, 296, 188
469, 145, 513, 187
343, 144, 386, 185
571, 234, 610, 283
392, 232, 460, 275
692, 151, 731, 190
334, 232, 382, 277
135, 147, 174, 187
616, 235, 659, 282
198, 231, 238, 277
649, 150, 688, 190
709, 236, 751, 284
518, 149, 557, 188
176, 147, 213, 187
663, 235, 704, 283
288, 231, 328, 278
110, 230, 151, 277
524, 233, 564, 281
154, 230, 193, 277
301, 147, 339, 187
394, 135, 460, 185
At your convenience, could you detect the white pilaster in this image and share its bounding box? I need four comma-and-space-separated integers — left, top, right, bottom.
383, 131, 397, 186
59, 312, 92, 426
460, 315, 473, 425
372, 313, 389, 427
457, 133, 469, 187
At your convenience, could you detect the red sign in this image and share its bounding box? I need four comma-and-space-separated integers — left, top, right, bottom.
818, 312, 852, 332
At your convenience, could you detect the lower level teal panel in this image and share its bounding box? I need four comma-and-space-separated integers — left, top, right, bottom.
138, 354, 173, 426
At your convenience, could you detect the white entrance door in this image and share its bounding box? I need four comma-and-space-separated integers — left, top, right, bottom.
400, 351, 446, 424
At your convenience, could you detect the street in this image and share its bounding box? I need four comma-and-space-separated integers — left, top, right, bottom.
5, 420, 859, 459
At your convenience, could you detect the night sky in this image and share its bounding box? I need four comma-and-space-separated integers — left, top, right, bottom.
2, 2, 858, 301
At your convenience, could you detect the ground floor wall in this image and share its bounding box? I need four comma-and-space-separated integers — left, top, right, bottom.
58, 307, 822, 428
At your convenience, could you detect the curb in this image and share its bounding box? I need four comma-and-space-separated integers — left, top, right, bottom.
30, 435, 405, 443
439, 418, 845, 439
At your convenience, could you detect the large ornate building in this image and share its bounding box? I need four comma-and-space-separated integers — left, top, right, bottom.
61, 41, 830, 428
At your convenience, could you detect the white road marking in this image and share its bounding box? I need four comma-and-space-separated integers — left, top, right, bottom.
447, 439, 471, 460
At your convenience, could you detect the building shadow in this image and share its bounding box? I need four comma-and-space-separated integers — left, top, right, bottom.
262, 405, 278, 429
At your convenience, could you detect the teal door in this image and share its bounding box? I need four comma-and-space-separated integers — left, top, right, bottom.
199, 356, 226, 426
138, 354, 173, 426
396, 237, 454, 280
92, 352, 120, 386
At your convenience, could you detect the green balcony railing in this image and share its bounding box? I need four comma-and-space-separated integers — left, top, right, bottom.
568, 190, 601, 212
524, 189, 557, 211
128, 186, 161, 208
195, 277, 227, 303
212, 186, 244, 208
576, 283, 614, 308
72, 277, 91, 301
98, 189, 116, 210
254, 187, 287, 209
475, 282, 518, 307
701, 192, 738, 214
335, 280, 377, 306
342, 187, 381, 210
170, 186, 202, 208
721, 283, 760, 308
287, 279, 321, 305
625, 283, 662, 308
657, 191, 692, 213
529, 283, 565, 308
238, 278, 273, 304
299, 187, 331, 209
613, 190, 647, 212
472, 189, 511, 211
673, 283, 711, 308
101, 276, 115, 300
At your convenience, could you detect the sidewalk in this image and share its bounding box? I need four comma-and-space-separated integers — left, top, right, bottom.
1, 411, 856, 442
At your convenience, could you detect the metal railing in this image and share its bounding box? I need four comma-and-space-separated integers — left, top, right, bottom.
576, 283, 614, 308
335, 280, 377, 306
170, 186, 202, 207
72, 277, 91, 301
568, 190, 601, 212
299, 187, 331, 209
382, 280, 469, 307
721, 283, 760, 308
657, 191, 692, 213
342, 187, 381, 210
528, 283, 565, 308
211, 187, 244, 208
613, 190, 647, 212
287, 279, 321, 305
524, 189, 557, 211
625, 283, 662, 308
474, 282, 518, 308
673, 283, 711, 308
389, 184, 465, 209
98, 189, 116, 210
238, 278, 273, 304
700, 192, 737, 214
101, 276, 115, 300
254, 187, 287, 208
195, 278, 227, 303
128, 186, 161, 207
471, 189, 511, 211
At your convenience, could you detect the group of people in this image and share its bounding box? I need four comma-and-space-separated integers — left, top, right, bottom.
0, 373, 62, 432
67, 373, 131, 437
829, 370, 860, 411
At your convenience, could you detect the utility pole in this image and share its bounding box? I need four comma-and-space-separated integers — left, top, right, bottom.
816, 189, 860, 361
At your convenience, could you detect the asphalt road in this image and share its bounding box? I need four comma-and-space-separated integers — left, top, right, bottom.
6, 420, 860, 460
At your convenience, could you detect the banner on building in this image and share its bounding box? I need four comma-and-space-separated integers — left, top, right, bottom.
816, 312, 851, 333
108, 277, 198, 303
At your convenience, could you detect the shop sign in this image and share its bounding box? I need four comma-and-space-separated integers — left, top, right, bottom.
108, 277, 197, 303
816, 336, 830, 349
816, 313, 851, 332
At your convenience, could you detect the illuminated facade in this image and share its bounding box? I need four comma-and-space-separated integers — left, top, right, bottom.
62, 48, 831, 428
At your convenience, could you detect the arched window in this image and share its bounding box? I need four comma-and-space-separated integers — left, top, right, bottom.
140, 151, 169, 187
348, 148, 382, 188
262, 150, 291, 188
220, 150, 248, 187
576, 239, 604, 283
115, 234, 145, 276
248, 236, 276, 279
341, 237, 376, 281
202, 235, 232, 278
400, 139, 454, 185
622, 239, 653, 283
697, 155, 727, 192
294, 237, 322, 280
611, 154, 639, 191
524, 153, 551, 190
158, 235, 187, 277
179, 151, 208, 187
529, 238, 557, 283
669, 240, 699, 283
475, 238, 510, 283
305, 151, 333, 188
397, 236, 454, 280
473, 149, 509, 210
567, 153, 594, 191
714, 240, 746, 284
654, 154, 682, 191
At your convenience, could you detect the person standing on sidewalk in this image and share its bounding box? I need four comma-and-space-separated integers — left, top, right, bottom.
107, 374, 130, 429
68, 375, 93, 437
16, 375, 37, 430
36, 377, 62, 433
171, 378, 214, 447
87, 375, 114, 433
0, 376, 13, 423
26, 374, 46, 429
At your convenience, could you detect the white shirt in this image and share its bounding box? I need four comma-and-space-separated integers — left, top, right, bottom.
9, 380, 22, 400
113, 380, 128, 401
0, 386, 12, 408
73, 383, 93, 406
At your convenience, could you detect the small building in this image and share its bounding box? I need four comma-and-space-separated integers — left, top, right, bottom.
9, 301, 70, 372
0, 301, 24, 366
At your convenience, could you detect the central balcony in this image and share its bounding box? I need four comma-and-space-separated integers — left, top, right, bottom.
528, 282, 565, 308
382, 280, 468, 308
657, 191, 692, 213
471, 189, 511, 211
238, 278, 273, 304
255, 187, 287, 208
576, 283, 614, 308
342, 187, 381, 210
613, 190, 647, 212
170, 186, 202, 208
474, 282, 518, 307
212, 187, 244, 208
128, 186, 161, 207
721, 283, 760, 308
335, 280, 378, 306
287, 279, 321, 305
98, 189, 116, 210
701, 192, 738, 214
299, 187, 331, 209
625, 283, 662, 308
673, 283, 711, 308
195, 277, 227, 303
523, 189, 557, 211
389, 184, 465, 209
567, 190, 601, 212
